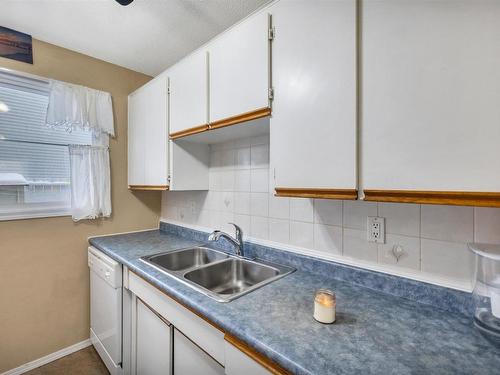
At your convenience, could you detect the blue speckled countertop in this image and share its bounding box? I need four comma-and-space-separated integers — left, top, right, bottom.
89, 227, 500, 375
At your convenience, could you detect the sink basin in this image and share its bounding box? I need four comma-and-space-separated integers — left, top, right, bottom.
141, 245, 295, 302
183, 258, 294, 302
143, 247, 228, 272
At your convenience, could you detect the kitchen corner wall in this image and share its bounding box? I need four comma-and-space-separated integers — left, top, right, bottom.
162, 134, 500, 292
0, 40, 159, 373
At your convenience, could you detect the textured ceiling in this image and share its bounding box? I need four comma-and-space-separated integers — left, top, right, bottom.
0, 0, 270, 76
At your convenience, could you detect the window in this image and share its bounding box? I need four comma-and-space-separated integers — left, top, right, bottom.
0, 71, 92, 220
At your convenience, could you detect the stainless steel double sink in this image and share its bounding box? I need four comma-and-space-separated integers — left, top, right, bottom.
140, 247, 295, 302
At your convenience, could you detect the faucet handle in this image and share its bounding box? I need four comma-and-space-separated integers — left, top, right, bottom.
208, 230, 221, 241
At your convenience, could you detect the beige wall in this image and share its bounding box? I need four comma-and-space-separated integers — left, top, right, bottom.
0, 40, 160, 372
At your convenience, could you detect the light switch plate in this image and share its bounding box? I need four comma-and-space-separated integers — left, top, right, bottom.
367, 216, 385, 244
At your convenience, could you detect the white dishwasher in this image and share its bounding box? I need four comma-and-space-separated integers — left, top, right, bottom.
88, 246, 123, 375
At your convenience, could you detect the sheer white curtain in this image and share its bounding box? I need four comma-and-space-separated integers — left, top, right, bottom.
46, 80, 114, 221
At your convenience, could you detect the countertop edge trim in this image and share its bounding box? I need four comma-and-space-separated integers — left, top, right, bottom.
224, 333, 293, 375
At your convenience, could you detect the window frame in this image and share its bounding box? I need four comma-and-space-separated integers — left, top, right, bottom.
0, 68, 87, 221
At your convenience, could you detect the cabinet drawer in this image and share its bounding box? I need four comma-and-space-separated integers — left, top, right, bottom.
127, 271, 225, 365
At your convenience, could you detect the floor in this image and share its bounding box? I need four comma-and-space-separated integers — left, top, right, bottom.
24, 346, 109, 375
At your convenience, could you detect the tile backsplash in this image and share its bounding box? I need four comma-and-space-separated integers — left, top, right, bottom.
162, 135, 500, 291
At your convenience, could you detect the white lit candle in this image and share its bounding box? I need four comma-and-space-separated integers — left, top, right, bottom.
314, 289, 336, 324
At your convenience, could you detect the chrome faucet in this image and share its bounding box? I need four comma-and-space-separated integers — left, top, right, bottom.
208, 223, 243, 257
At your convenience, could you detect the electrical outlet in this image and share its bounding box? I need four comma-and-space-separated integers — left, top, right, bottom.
367, 216, 385, 244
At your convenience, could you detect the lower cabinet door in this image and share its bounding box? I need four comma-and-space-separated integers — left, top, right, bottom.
136, 298, 173, 375
173, 328, 224, 375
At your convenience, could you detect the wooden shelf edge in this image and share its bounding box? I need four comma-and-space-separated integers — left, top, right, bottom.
224, 334, 292, 375
128, 185, 169, 191
275, 187, 358, 200
168, 107, 270, 140
209, 107, 271, 130
363, 190, 500, 207
170, 124, 209, 140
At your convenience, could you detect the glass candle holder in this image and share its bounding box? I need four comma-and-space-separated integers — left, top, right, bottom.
314, 289, 336, 324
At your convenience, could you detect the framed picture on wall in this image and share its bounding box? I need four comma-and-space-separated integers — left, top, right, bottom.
0, 26, 33, 64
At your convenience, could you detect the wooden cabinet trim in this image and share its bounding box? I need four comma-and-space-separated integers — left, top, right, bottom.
209, 107, 271, 130
168, 107, 271, 140
128, 185, 169, 191
363, 190, 500, 207
169, 124, 209, 139
224, 334, 292, 375
275, 188, 358, 200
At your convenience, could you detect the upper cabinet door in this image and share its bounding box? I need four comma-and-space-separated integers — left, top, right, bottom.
362, 1, 500, 205
128, 90, 146, 187
208, 11, 270, 125
144, 76, 169, 186
169, 50, 208, 137
270, 0, 357, 199
128, 75, 169, 189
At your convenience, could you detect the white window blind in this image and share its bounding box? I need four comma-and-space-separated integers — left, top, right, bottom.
0, 70, 92, 220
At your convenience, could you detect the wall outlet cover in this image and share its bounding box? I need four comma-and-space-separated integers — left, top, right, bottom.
367, 216, 385, 244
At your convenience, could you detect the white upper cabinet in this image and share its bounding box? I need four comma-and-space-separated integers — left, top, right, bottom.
269, 0, 357, 198
208, 11, 270, 124
169, 50, 208, 136
362, 1, 500, 195
128, 75, 169, 189
128, 89, 146, 186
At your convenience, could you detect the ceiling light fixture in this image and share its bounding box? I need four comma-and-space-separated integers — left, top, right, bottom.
0, 101, 9, 113
115, 0, 134, 5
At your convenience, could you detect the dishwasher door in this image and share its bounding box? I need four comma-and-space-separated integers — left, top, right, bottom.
89, 246, 122, 374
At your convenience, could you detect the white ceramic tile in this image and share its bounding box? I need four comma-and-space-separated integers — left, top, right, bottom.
234, 170, 251, 192
290, 221, 314, 249
163, 204, 178, 221
343, 201, 377, 230
250, 193, 269, 217
250, 144, 269, 168
220, 149, 235, 169
290, 198, 314, 223
378, 202, 420, 237
209, 170, 222, 191
269, 194, 289, 220
235, 147, 251, 169
178, 206, 195, 223
377, 234, 420, 271
233, 214, 250, 238
269, 218, 290, 244
233, 137, 252, 149
234, 192, 251, 215
220, 192, 234, 212
314, 199, 342, 226
250, 216, 269, 240
474, 207, 500, 244
250, 169, 269, 193
421, 239, 474, 283
313, 224, 342, 255
196, 209, 212, 228
250, 134, 269, 146
210, 150, 223, 169
421, 205, 473, 243
219, 170, 234, 191
343, 228, 378, 262
210, 210, 234, 233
